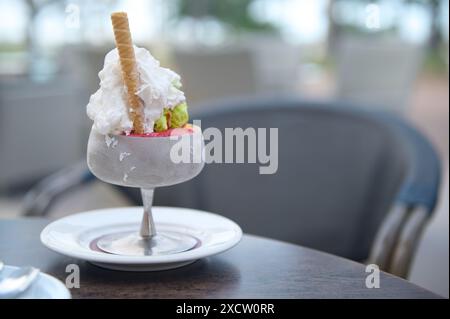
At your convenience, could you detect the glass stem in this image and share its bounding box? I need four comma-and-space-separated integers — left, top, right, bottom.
140, 188, 156, 239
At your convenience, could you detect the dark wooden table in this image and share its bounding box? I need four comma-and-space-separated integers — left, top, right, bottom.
0, 218, 439, 298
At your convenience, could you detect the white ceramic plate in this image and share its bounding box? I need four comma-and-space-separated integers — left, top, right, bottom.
0, 265, 71, 299
40, 207, 242, 271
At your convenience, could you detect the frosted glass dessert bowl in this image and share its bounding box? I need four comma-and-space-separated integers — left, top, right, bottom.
87, 125, 205, 256
87, 126, 204, 188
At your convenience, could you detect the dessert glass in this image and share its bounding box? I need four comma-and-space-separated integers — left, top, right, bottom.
87, 126, 204, 256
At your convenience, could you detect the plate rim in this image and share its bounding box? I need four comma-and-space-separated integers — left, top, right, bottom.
40, 206, 243, 265
2, 265, 71, 299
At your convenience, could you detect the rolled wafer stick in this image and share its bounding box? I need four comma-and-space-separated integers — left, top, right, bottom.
111, 12, 144, 134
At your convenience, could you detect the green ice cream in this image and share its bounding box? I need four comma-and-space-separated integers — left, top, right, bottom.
154, 109, 169, 132
153, 102, 189, 132
170, 102, 189, 128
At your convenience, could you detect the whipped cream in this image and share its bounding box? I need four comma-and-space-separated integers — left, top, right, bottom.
87, 46, 185, 134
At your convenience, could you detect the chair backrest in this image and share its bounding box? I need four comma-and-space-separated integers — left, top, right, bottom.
238, 35, 302, 92
335, 36, 424, 113
154, 96, 430, 260
0, 77, 86, 190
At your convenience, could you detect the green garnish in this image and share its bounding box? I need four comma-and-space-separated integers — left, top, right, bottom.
154, 108, 169, 132
153, 102, 189, 132
170, 102, 189, 128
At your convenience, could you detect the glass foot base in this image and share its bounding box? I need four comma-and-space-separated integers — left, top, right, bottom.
96, 231, 199, 256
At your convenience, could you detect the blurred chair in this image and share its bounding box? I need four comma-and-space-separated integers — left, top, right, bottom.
239, 35, 302, 93
172, 47, 257, 104
58, 44, 110, 94
22, 162, 95, 216
335, 36, 424, 113
0, 76, 87, 190
23, 96, 440, 278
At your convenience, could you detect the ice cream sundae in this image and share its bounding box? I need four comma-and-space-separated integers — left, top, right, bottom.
86, 12, 204, 256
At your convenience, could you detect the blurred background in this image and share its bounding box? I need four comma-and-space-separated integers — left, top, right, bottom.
0, 0, 448, 297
